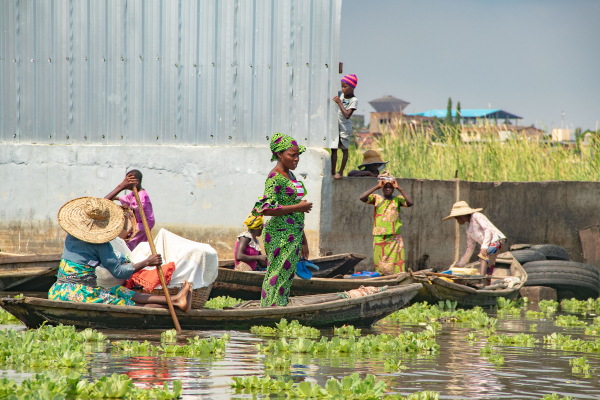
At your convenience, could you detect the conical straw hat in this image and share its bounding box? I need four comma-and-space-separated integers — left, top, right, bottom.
58, 197, 125, 243
359, 149, 388, 169
442, 201, 483, 221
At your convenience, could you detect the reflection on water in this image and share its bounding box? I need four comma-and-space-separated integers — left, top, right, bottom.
3, 307, 600, 399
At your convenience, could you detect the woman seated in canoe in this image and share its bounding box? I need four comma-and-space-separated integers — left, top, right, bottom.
234, 214, 268, 271
443, 201, 507, 278
50, 196, 192, 311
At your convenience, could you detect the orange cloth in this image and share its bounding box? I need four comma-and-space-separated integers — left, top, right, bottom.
124, 262, 176, 292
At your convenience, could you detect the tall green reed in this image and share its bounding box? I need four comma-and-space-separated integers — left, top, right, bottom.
341, 121, 600, 182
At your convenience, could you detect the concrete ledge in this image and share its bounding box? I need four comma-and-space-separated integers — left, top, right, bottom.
520, 286, 557, 303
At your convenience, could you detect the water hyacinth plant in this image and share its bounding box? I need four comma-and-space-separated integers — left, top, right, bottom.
555, 315, 587, 327
0, 308, 19, 325
251, 318, 321, 338
111, 334, 229, 357
204, 296, 243, 310
539, 300, 559, 313
0, 371, 182, 399
569, 356, 593, 377
544, 333, 600, 353
334, 325, 362, 337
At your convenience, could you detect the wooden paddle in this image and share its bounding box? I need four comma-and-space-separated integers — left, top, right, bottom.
132, 186, 182, 334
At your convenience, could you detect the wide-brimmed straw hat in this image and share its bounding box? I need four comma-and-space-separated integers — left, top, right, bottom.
442, 201, 483, 221
58, 197, 125, 243
358, 150, 388, 170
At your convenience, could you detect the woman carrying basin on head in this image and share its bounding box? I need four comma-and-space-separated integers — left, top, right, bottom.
252, 133, 313, 307
49, 196, 192, 311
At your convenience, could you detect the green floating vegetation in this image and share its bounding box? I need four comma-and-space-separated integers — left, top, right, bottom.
539, 300, 559, 313
584, 317, 600, 335
0, 325, 107, 370
385, 391, 440, 400
479, 344, 504, 366
384, 302, 497, 330
334, 325, 361, 337
436, 300, 457, 311
384, 358, 407, 372
264, 357, 291, 373
555, 315, 587, 327
541, 395, 573, 400
161, 329, 177, 342
488, 333, 538, 347
0, 372, 182, 399
561, 298, 600, 312
251, 318, 321, 338
544, 332, 600, 353
530, 324, 538, 332
231, 372, 387, 399
465, 332, 478, 342
112, 334, 228, 357
0, 308, 19, 325
525, 310, 546, 320
497, 297, 524, 310
204, 295, 243, 310
256, 328, 439, 356
569, 356, 593, 377
488, 354, 504, 366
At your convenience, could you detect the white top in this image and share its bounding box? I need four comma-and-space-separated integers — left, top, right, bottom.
458, 212, 506, 267
337, 93, 358, 137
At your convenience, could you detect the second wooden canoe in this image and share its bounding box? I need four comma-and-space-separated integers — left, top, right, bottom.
408, 253, 527, 307
211, 269, 411, 300
0, 254, 61, 291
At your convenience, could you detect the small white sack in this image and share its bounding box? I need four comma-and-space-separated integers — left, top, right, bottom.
131, 229, 218, 289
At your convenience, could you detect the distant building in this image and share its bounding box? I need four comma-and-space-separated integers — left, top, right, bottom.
368, 95, 410, 113
461, 124, 545, 142
407, 109, 523, 125
551, 129, 574, 142
369, 112, 435, 135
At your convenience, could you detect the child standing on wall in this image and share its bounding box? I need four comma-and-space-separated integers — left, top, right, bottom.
105, 170, 155, 251
331, 74, 358, 179
359, 172, 414, 275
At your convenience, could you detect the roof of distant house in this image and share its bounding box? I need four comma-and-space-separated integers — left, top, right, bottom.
406, 109, 522, 119
368, 95, 410, 112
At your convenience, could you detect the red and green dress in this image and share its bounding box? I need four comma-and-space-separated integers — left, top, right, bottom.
253, 171, 306, 307
366, 194, 408, 276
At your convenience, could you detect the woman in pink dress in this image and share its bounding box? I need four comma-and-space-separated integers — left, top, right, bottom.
234, 214, 268, 271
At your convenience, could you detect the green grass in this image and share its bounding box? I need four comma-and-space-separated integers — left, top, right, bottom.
339, 124, 600, 182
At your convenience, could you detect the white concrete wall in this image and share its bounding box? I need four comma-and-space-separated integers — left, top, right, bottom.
0, 144, 329, 257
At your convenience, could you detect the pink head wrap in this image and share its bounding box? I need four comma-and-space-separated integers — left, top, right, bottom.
341, 74, 357, 88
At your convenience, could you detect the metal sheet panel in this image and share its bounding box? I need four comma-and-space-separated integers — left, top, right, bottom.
0, 0, 341, 147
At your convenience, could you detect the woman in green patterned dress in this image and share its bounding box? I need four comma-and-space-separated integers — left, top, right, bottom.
253, 133, 313, 306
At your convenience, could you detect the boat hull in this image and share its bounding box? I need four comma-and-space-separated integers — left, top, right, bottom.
0, 284, 422, 330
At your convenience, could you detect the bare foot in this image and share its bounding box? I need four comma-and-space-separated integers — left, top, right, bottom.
333, 173, 342, 180
171, 281, 189, 302
173, 281, 192, 312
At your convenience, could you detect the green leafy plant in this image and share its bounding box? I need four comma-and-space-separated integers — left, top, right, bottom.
539, 300, 559, 313
525, 310, 545, 319
204, 296, 243, 310
251, 318, 320, 338
465, 332, 478, 342
161, 329, 178, 342
555, 315, 587, 327
530, 324, 538, 332
488, 354, 504, 366
487, 333, 537, 347
384, 358, 407, 372
334, 325, 362, 337
569, 356, 593, 376
0, 308, 19, 325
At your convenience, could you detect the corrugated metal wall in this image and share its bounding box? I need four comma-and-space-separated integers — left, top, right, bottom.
0, 0, 341, 147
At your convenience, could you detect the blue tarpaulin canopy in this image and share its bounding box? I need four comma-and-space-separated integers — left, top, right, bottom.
407, 109, 522, 120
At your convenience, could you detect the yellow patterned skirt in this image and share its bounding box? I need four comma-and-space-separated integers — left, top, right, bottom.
49, 282, 135, 306
373, 233, 405, 276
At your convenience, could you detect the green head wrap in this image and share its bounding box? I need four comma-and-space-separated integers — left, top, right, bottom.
270, 132, 306, 162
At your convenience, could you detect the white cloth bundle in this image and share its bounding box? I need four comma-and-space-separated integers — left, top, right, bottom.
131, 228, 219, 289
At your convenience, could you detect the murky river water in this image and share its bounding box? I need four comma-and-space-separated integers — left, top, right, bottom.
2, 304, 600, 399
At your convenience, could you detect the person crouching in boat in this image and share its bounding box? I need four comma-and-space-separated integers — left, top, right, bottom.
234, 214, 268, 272
443, 201, 507, 278
50, 196, 192, 311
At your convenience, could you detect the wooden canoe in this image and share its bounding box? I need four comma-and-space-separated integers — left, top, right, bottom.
211, 270, 411, 300
408, 252, 527, 307
0, 253, 61, 292
218, 253, 365, 278
0, 283, 423, 330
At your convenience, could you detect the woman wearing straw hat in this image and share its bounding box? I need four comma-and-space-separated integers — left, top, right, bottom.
443, 201, 507, 278
50, 197, 192, 311
348, 150, 389, 177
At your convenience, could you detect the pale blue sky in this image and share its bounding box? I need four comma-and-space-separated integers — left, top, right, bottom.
339, 0, 600, 131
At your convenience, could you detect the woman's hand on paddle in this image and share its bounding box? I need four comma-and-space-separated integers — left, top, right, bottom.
297, 200, 313, 213
145, 254, 163, 267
